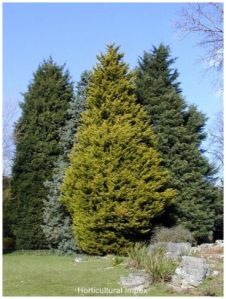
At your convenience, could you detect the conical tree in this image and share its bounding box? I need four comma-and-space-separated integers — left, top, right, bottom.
9, 58, 74, 249
61, 45, 176, 255
42, 71, 90, 254
135, 44, 217, 241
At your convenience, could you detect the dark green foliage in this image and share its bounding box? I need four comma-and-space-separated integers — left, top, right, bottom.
3, 176, 11, 238
135, 44, 217, 241
213, 185, 223, 241
3, 176, 10, 202
3, 176, 16, 252
9, 58, 74, 249
42, 71, 90, 254
61, 45, 176, 255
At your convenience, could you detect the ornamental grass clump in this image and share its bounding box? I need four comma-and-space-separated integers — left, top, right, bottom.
143, 245, 178, 282
127, 243, 149, 269
127, 243, 178, 283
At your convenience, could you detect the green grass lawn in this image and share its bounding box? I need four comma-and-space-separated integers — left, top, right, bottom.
3, 252, 223, 296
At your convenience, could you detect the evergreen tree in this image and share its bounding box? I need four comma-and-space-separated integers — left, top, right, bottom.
3, 176, 16, 252
61, 45, 176, 255
9, 58, 74, 249
135, 44, 217, 241
42, 71, 90, 254
3, 176, 14, 239
213, 185, 223, 241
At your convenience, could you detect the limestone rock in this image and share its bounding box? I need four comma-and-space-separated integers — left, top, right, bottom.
171, 256, 210, 289
149, 242, 191, 259
165, 242, 191, 259
199, 243, 215, 249
212, 270, 219, 276
215, 240, 223, 246
120, 272, 152, 291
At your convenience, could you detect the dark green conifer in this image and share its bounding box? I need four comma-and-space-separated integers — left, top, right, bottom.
10, 58, 74, 249
135, 44, 217, 241
213, 185, 223, 240
42, 71, 90, 254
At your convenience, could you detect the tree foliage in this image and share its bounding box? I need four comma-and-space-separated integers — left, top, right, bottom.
135, 44, 217, 241
61, 45, 176, 255
3, 176, 14, 238
42, 71, 90, 254
213, 185, 223, 241
9, 58, 74, 249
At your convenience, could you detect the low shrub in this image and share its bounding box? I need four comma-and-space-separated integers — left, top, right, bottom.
151, 225, 195, 244
127, 243, 178, 283
3, 237, 15, 253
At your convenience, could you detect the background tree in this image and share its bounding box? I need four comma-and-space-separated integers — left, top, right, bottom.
135, 44, 217, 242
207, 109, 224, 241
3, 176, 16, 252
176, 3, 223, 70
9, 58, 74, 249
212, 185, 223, 241
208, 110, 223, 183
3, 99, 19, 176
42, 71, 90, 254
175, 3, 223, 92
61, 45, 176, 255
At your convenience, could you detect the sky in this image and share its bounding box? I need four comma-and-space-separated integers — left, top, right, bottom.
3, 2, 223, 173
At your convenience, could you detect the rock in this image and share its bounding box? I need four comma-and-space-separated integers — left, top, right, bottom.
191, 241, 224, 261
120, 272, 152, 291
215, 240, 224, 246
165, 242, 191, 259
149, 244, 156, 251
149, 242, 191, 260
212, 270, 219, 276
199, 243, 215, 249
191, 246, 199, 254
74, 256, 87, 262
148, 242, 165, 251
74, 257, 83, 262
171, 256, 210, 289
